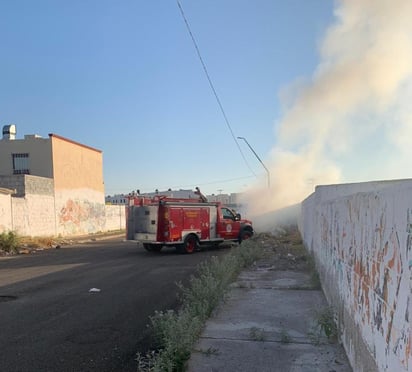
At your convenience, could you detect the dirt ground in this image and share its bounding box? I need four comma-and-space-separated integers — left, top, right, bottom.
253, 225, 313, 273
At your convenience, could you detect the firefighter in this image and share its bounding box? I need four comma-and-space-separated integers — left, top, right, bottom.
195, 187, 208, 203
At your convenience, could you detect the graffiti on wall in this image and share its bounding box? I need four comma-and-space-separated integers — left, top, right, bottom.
318, 192, 411, 371
59, 198, 105, 234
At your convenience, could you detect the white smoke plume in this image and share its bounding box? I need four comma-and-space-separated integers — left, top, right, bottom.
244, 0, 412, 223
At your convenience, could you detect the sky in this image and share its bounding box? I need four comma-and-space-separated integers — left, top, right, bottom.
0, 0, 332, 196
1, 1, 412, 214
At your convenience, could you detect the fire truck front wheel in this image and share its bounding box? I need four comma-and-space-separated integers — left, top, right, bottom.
239, 229, 253, 243
178, 234, 199, 254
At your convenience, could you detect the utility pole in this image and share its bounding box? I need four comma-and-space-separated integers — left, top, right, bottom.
237, 137, 270, 189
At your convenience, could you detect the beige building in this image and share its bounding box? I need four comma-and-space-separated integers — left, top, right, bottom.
0, 125, 103, 193
0, 125, 111, 236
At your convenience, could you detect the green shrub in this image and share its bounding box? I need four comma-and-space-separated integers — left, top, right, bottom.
0, 231, 20, 253
142, 239, 263, 372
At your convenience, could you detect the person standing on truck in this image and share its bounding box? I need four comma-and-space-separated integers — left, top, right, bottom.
195, 187, 208, 203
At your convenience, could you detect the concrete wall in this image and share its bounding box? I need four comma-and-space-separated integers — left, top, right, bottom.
0, 196, 126, 236
0, 195, 126, 236
300, 180, 412, 372
0, 176, 126, 236
12, 195, 56, 236
105, 204, 126, 232
55, 189, 105, 236
5, 175, 56, 236
0, 191, 13, 232
0, 176, 55, 236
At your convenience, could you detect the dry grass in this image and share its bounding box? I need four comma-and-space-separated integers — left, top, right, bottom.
1, 230, 125, 255
19, 236, 56, 248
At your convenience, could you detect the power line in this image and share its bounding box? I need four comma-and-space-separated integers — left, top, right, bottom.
176, 0, 257, 177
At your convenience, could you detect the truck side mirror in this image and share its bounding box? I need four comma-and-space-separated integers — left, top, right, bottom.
235, 213, 241, 221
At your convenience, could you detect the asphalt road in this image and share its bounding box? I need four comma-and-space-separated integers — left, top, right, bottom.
0, 238, 229, 372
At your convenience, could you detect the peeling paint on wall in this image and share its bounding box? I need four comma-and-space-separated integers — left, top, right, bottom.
300, 181, 412, 372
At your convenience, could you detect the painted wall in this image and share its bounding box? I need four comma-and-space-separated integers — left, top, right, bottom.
49, 135, 105, 236
1, 197, 125, 236
0, 176, 125, 237
300, 180, 412, 372
0, 195, 125, 236
54, 189, 104, 235
50, 134, 104, 193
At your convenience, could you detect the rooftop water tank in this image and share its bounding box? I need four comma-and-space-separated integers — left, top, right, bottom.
2, 124, 16, 140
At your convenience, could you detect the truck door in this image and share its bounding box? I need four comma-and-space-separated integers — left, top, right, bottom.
169, 207, 183, 242
133, 205, 159, 242
219, 207, 241, 239
200, 207, 210, 239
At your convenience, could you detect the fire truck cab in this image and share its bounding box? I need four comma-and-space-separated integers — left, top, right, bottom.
126, 191, 253, 253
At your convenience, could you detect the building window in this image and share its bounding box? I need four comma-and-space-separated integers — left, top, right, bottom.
12, 153, 30, 174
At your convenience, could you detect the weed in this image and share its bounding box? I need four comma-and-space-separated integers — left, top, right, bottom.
150, 309, 202, 371
308, 306, 338, 345
0, 231, 20, 253
317, 306, 338, 340
136, 350, 157, 372
249, 327, 266, 341
280, 328, 291, 344
145, 239, 264, 371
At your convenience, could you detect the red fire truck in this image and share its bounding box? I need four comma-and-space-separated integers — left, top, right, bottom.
126, 190, 253, 253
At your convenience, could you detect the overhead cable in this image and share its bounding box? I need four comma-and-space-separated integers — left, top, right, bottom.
176, 0, 257, 177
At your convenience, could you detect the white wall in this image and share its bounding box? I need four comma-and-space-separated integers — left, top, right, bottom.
12, 195, 56, 236
300, 180, 412, 372
0, 193, 126, 237
104, 204, 126, 232
0, 192, 12, 233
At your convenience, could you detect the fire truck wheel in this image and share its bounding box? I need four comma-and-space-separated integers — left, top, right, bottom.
182, 234, 199, 254
239, 229, 253, 243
